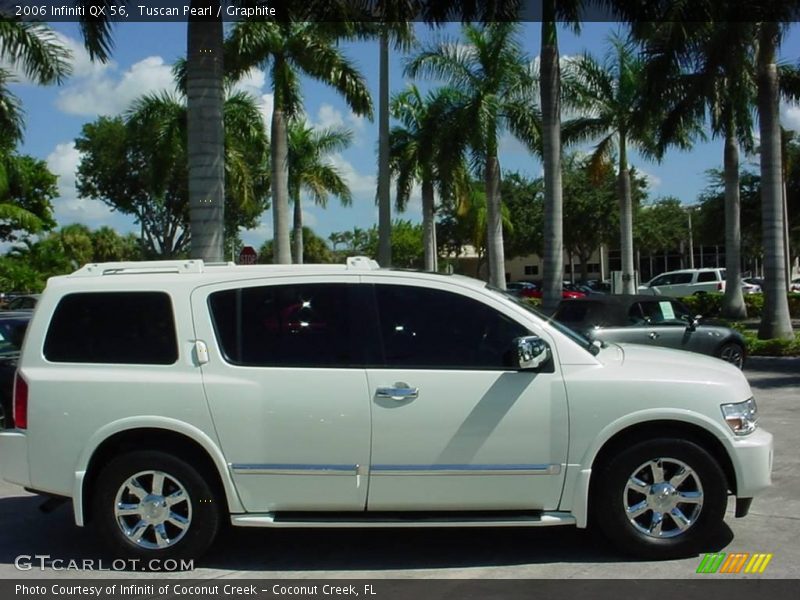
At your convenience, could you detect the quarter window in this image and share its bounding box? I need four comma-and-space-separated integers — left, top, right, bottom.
43, 292, 178, 364
208, 284, 358, 367
374, 285, 528, 369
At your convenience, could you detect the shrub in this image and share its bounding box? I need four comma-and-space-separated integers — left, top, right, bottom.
679, 292, 798, 319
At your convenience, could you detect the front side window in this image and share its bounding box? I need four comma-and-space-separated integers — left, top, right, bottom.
374, 285, 528, 369
208, 284, 357, 367
44, 292, 178, 364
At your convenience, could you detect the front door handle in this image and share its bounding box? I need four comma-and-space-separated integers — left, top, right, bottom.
376, 383, 419, 401
649, 331, 659, 339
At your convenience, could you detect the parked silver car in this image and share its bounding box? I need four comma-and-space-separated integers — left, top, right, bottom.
554, 295, 747, 368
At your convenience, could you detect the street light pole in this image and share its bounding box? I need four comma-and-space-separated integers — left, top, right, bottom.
687, 207, 695, 270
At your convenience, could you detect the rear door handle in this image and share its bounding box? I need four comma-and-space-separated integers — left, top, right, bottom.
376, 383, 419, 401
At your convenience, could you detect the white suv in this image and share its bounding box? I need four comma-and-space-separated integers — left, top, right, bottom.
639, 268, 726, 297
0, 259, 772, 561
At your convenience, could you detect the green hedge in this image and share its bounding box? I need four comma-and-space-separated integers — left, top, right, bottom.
679, 292, 800, 319
741, 331, 800, 357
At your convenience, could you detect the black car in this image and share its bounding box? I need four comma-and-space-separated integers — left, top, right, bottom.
553, 294, 747, 368
0, 312, 31, 428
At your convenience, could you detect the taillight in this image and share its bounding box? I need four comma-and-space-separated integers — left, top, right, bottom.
13, 373, 28, 429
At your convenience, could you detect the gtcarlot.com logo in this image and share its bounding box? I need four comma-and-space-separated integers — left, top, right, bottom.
696, 552, 773, 574
14, 554, 194, 572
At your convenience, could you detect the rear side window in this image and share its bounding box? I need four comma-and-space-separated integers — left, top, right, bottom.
697, 271, 717, 283
208, 284, 358, 367
44, 292, 178, 364
673, 273, 693, 284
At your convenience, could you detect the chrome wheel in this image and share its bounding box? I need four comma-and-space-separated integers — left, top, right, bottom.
719, 343, 744, 369
623, 458, 704, 539
113, 470, 192, 550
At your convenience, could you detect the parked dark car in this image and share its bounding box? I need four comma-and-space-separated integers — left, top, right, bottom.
553, 294, 747, 368
2, 294, 39, 311
0, 312, 31, 428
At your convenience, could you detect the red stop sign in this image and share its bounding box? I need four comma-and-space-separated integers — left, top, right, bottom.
238, 246, 257, 264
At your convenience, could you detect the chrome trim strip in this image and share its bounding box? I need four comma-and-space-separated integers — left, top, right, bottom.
231, 464, 356, 476
370, 464, 561, 476
230, 463, 562, 476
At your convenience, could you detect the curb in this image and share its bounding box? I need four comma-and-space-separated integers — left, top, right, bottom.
744, 356, 800, 372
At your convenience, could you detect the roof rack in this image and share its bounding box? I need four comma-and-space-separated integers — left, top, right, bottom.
345, 256, 380, 270
71, 260, 206, 277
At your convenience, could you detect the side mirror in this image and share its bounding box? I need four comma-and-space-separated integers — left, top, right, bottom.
683, 314, 701, 331
514, 335, 551, 370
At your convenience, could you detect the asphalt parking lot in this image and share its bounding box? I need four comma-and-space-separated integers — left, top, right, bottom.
0, 357, 797, 580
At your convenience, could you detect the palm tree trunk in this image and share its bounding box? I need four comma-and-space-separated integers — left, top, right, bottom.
421, 179, 436, 271
540, 15, 563, 312
757, 23, 794, 339
618, 132, 636, 294
485, 154, 505, 289
377, 30, 392, 267
271, 104, 291, 264
292, 196, 304, 264
187, 2, 225, 262
722, 129, 747, 319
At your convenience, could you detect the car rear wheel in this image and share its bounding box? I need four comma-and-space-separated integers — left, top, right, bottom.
93, 451, 220, 561
717, 342, 745, 369
593, 439, 728, 559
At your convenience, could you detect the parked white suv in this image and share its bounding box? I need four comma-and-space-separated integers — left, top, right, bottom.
0, 259, 772, 561
639, 268, 726, 297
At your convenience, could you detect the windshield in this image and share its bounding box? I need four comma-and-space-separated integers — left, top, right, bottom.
487, 286, 599, 355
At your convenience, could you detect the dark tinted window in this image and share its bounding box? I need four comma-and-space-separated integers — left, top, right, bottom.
375, 285, 528, 369
44, 292, 178, 364
673, 273, 693, 284
209, 284, 357, 367
697, 271, 717, 282
554, 301, 612, 327
0, 318, 29, 357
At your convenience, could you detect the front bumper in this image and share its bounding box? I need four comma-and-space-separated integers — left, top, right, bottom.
0, 431, 30, 487
730, 428, 773, 498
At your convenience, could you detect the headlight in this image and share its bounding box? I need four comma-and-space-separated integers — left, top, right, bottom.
721, 397, 758, 436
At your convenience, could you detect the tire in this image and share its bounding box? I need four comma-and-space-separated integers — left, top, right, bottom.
717, 342, 745, 369
593, 439, 728, 559
93, 451, 220, 561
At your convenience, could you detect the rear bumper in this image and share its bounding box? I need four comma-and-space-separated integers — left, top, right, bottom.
0, 431, 30, 487
730, 428, 773, 498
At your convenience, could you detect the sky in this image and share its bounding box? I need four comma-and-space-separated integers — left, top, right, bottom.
8, 20, 800, 252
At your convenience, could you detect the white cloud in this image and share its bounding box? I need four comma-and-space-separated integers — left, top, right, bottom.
780, 101, 800, 133
55, 55, 175, 116
232, 67, 267, 98
46, 141, 119, 225
635, 167, 662, 190
328, 153, 375, 197
240, 220, 273, 248
256, 93, 274, 128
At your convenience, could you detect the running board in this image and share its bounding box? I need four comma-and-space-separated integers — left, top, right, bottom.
231, 510, 576, 528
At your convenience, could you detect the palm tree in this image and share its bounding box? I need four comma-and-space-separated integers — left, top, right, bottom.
540, 0, 581, 312
287, 121, 353, 264
389, 85, 468, 272
227, 22, 373, 265
616, 4, 795, 338
406, 23, 539, 289
564, 34, 695, 294
756, 21, 794, 339
0, 19, 71, 195
635, 22, 756, 320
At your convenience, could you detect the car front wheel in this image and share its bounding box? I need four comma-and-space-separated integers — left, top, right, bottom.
593, 439, 728, 559
93, 451, 220, 562
717, 342, 745, 369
